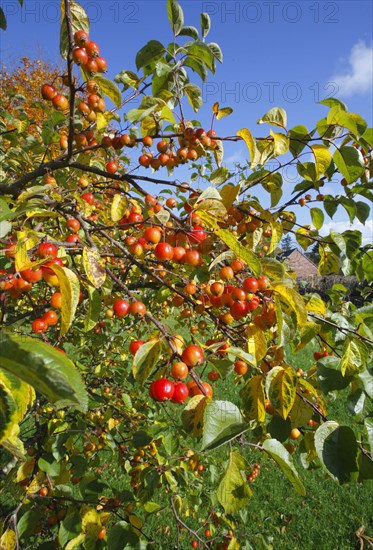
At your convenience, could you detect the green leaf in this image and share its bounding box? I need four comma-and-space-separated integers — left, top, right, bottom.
217, 451, 252, 514
184, 83, 202, 112
93, 75, 121, 108
50, 265, 80, 337
167, 0, 184, 35
114, 70, 140, 90
132, 340, 162, 385
200, 12, 211, 39
107, 521, 140, 549
356, 201, 370, 225
38, 453, 61, 476
240, 375, 266, 423
207, 42, 223, 64
262, 439, 306, 495
361, 251, 373, 283
178, 25, 199, 39
0, 384, 16, 444
84, 285, 101, 333
136, 40, 165, 70
0, 332, 88, 412
364, 418, 373, 452
215, 228, 261, 277
289, 125, 310, 157
310, 144, 332, 180
82, 248, 106, 289
201, 400, 248, 451
58, 512, 82, 548
333, 146, 365, 184
183, 57, 208, 81
310, 207, 324, 230
210, 167, 229, 185
318, 97, 347, 111
314, 421, 359, 484
360, 127, 373, 148
257, 107, 287, 129
0, 6, 7, 30
188, 41, 215, 70
316, 357, 352, 393
60, 0, 89, 59
265, 366, 297, 420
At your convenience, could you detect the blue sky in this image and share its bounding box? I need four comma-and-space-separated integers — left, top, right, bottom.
1, 0, 372, 243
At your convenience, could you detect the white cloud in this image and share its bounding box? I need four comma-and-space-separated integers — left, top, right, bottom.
320, 219, 373, 246
331, 41, 373, 97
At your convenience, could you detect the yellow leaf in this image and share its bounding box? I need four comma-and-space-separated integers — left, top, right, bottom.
306, 295, 326, 317
111, 193, 127, 222
265, 366, 297, 420
96, 111, 115, 131
247, 329, 267, 362
237, 128, 260, 167
311, 144, 332, 180
50, 265, 80, 336
26, 471, 45, 495
82, 248, 106, 288
129, 514, 143, 535
0, 529, 17, 550
240, 375, 266, 422
268, 221, 283, 254
181, 395, 208, 437
272, 283, 307, 327
220, 183, 240, 210
16, 458, 35, 483
289, 395, 313, 427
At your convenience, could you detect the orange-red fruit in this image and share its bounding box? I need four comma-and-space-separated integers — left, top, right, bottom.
38, 242, 58, 259
182, 345, 204, 367
74, 29, 89, 46
234, 360, 248, 375
106, 161, 118, 174
32, 318, 47, 333
113, 299, 130, 318
66, 218, 80, 233
243, 277, 259, 293
129, 340, 145, 354
50, 292, 62, 309
171, 382, 189, 403
154, 242, 173, 261
149, 379, 174, 401
129, 301, 147, 318
171, 362, 189, 380
41, 84, 57, 101
20, 267, 43, 283
52, 94, 69, 111
42, 310, 59, 326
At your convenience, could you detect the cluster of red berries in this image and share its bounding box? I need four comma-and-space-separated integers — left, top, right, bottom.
72, 29, 107, 75
313, 349, 330, 360
112, 298, 147, 319
246, 462, 260, 483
